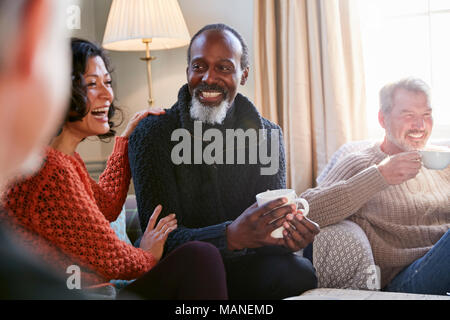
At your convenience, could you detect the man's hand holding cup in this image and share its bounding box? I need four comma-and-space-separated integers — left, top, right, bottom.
256, 189, 320, 252
226, 197, 296, 251
226, 189, 320, 252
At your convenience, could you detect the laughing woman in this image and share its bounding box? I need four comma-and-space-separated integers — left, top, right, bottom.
3, 38, 227, 300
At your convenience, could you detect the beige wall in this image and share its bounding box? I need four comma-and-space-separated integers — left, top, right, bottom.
71, 0, 255, 162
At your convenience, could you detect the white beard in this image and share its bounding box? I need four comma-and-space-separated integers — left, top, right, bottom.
385, 123, 429, 152
385, 131, 414, 152
190, 96, 230, 125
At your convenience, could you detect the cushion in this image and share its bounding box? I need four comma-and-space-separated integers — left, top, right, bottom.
109, 205, 135, 289
313, 220, 377, 290
316, 140, 375, 185
110, 206, 132, 246
124, 195, 143, 245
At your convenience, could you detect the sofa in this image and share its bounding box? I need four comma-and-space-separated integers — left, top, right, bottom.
110, 139, 450, 299
311, 139, 450, 292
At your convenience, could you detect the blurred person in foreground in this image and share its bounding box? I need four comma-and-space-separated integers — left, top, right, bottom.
0, 0, 75, 299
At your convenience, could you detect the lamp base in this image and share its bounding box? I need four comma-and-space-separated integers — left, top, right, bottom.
141, 39, 156, 107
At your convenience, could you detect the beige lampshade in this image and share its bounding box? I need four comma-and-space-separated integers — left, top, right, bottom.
102, 0, 191, 51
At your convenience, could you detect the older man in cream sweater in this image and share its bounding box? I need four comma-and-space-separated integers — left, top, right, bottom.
302, 78, 449, 295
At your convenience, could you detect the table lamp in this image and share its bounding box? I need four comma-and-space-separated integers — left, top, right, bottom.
102, 0, 190, 107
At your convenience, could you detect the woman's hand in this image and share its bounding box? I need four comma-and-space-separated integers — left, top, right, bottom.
121, 108, 166, 138
139, 205, 177, 262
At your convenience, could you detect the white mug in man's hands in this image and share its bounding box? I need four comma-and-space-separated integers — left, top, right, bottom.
256, 189, 309, 238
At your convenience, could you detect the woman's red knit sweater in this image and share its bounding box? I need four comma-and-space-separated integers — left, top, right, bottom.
2, 137, 156, 286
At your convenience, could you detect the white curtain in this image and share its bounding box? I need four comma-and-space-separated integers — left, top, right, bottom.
254, 0, 367, 192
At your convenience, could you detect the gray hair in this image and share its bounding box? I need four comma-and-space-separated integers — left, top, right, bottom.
379, 77, 431, 115
187, 23, 249, 71
0, 0, 27, 69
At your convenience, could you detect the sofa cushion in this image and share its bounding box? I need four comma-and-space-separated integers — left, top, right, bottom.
317, 140, 375, 185
124, 195, 142, 245
109, 204, 136, 288
110, 206, 132, 246
313, 220, 377, 290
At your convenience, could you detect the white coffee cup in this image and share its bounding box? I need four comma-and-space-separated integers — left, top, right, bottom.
419, 147, 450, 170
256, 189, 309, 239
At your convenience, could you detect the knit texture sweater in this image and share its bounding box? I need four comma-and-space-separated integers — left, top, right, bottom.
129, 84, 286, 257
303, 143, 450, 287
2, 137, 156, 287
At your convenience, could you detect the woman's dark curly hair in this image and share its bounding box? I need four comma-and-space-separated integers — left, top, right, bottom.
62, 38, 123, 140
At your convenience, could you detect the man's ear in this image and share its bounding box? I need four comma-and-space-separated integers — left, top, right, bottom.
15, 0, 50, 77
378, 110, 386, 129
240, 66, 249, 86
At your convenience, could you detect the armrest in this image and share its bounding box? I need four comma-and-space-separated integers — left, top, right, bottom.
313, 220, 378, 290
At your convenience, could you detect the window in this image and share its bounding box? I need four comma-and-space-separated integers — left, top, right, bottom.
358, 0, 450, 141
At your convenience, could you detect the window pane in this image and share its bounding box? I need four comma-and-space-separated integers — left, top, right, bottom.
358, 0, 450, 141
430, 0, 450, 11
430, 13, 450, 128
357, 0, 429, 20
361, 14, 431, 138
379, 0, 428, 17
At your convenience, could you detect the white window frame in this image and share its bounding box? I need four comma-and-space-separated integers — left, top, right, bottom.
358, 0, 450, 142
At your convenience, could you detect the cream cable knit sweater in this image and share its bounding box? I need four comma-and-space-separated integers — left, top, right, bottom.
303, 143, 450, 287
